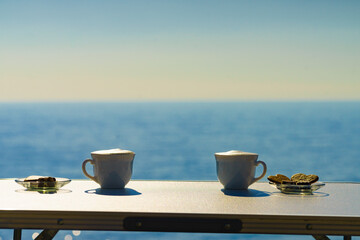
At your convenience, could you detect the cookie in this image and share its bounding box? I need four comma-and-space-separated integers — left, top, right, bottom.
290, 173, 319, 184
267, 174, 290, 184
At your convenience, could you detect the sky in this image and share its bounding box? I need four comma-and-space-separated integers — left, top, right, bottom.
0, 0, 359, 102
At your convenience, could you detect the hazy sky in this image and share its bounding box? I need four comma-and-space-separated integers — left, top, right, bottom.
1, 0, 359, 101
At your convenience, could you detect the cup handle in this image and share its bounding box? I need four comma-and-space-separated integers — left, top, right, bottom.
82, 159, 98, 183
253, 160, 267, 183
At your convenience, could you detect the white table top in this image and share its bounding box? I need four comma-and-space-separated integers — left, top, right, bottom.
0, 179, 360, 235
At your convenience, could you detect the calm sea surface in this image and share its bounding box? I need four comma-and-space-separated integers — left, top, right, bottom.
0, 102, 359, 240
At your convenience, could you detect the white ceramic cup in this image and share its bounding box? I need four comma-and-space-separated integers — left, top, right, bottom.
215, 150, 267, 190
82, 148, 135, 189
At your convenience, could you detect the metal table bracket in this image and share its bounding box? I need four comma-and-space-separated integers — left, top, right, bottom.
35, 229, 59, 240
13, 229, 59, 240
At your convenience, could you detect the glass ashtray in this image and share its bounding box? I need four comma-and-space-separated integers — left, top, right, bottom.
15, 177, 71, 191
270, 182, 325, 195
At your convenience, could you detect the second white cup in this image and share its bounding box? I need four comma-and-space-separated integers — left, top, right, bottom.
215, 150, 267, 190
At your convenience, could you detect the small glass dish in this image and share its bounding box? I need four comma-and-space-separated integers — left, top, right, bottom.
15, 177, 71, 192
270, 182, 325, 195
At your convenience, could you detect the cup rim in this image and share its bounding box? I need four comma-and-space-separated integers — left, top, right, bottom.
215, 150, 258, 156
91, 148, 135, 155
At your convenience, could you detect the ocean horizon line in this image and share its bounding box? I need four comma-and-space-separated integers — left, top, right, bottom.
1, 99, 359, 104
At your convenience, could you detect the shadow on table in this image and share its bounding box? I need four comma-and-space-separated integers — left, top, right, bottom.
16, 189, 72, 194
85, 188, 141, 196
271, 191, 329, 198
221, 189, 271, 197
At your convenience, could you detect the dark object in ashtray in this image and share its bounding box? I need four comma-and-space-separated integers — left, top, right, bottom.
24, 176, 57, 188
281, 180, 296, 185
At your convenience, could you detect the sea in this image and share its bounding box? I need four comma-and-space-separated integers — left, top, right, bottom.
0, 101, 359, 240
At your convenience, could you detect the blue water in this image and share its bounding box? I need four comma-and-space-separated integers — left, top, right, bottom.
0, 101, 359, 240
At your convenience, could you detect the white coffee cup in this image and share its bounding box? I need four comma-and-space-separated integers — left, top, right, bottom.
215, 150, 267, 190
82, 148, 135, 189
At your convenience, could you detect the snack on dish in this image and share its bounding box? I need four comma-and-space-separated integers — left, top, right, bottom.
268, 173, 322, 195
15, 177, 71, 192
24, 175, 56, 188
24, 175, 56, 182
268, 173, 319, 185
267, 174, 290, 184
